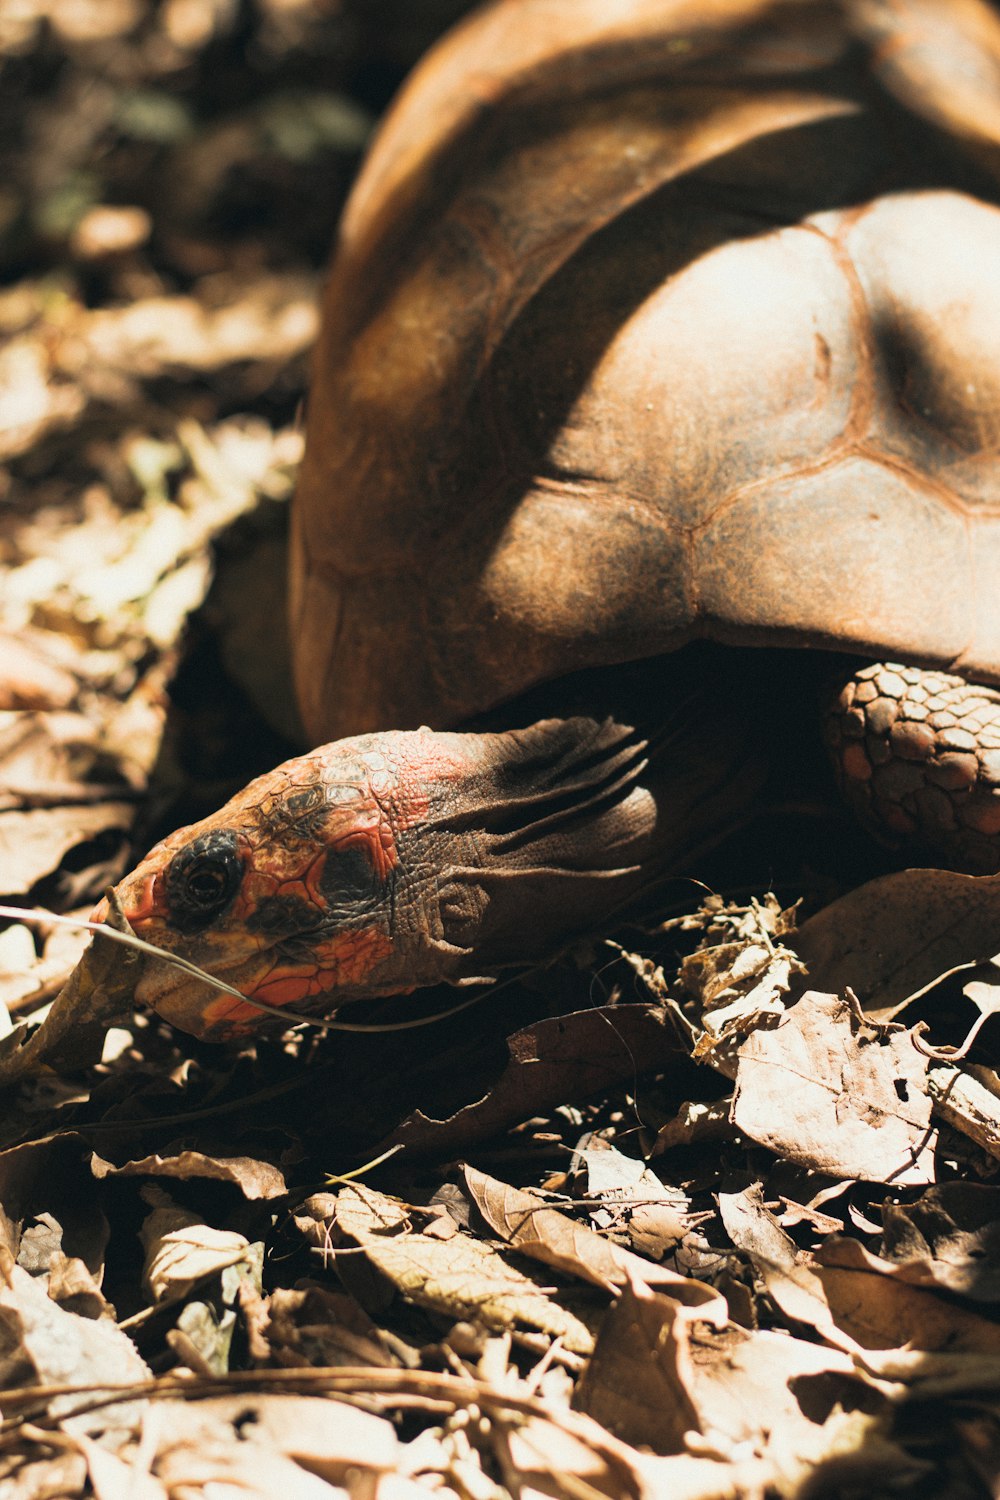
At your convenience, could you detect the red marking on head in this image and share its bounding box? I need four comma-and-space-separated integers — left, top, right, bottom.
198, 925, 394, 1030
333, 822, 397, 880
384, 733, 472, 833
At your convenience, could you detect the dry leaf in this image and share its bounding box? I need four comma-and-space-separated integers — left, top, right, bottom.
0, 1251, 149, 1441
653, 1098, 735, 1153
0, 912, 137, 1084
334, 1183, 596, 1354
260, 1283, 398, 1371
465, 1166, 725, 1315
0, 632, 78, 710
192, 1394, 397, 1486
574, 1272, 886, 1476
140, 1196, 253, 1304
814, 1244, 1000, 1354
141, 1401, 348, 1500
0, 801, 133, 895
717, 1182, 838, 1340
879, 1182, 1000, 1301
926, 1061, 1000, 1159
80, 274, 317, 376
794, 869, 1000, 1020
92, 1150, 286, 1201
78, 1433, 168, 1500
732, 990, 938, 1184
385, 1003, 687, 1155
681, 899, 804, 1058
504, 1413, 638, 1500
577, 1140, 701, 1256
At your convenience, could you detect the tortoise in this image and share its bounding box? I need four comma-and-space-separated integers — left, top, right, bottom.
104, 0, 1000, 1040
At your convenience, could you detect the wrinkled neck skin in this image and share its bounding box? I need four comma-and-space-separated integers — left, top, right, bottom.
105, 703, 759, 1041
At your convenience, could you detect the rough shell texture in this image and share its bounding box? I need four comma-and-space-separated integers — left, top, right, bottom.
292, 0, 1000, 745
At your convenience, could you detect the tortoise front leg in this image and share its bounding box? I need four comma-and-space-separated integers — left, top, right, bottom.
824, 664, 1000, 871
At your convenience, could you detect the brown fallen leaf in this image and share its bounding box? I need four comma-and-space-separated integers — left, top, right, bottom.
79, 274, 318, 378
731, 990, 938, 1185
0, 1450, 89, 1500
0, 1133, 110, 1277
384, 1002, 688, 1155
333, 1182, 596, 1355
0, 910, 90, 1018
502, 1411, 643, 1500
190, 1393, 398, 1487
0, 801, 133, 896
678, 894, 804, 1058
258, 1282, 399, 1371
140, 1191, 254, 1306
574, 1272, 901, 1490
652, 1096, 735, 1153
0, 895, 141, 1084
91, 1150, 286, 1201
0, 632, 78, 711
465, 1165, 726, 1315
46, 1251, 112, 1320
576, 1139, 701, 1257
0, 1249, 150, 1442
926, 1060, 1000, 1160
794, 868, 1000, 1021
127, 1401, 345, 1500
814, 1244, 1000, 1355
717, 1182, 839, 1340
879, 1182, 1000, 1302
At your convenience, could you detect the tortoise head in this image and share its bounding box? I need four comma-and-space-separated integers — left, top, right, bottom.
98, 718, 672, 1041
98, 730, 484, 1041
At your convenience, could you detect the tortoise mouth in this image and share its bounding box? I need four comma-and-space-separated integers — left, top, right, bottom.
132, 952, 289, 1040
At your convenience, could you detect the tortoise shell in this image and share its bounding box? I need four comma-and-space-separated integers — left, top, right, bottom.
291, 0, 1000, 745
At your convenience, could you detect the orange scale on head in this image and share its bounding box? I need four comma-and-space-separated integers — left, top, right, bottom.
198, 926, 394, 1032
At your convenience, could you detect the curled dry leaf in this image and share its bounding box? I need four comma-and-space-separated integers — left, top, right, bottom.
717, 1183, 841, 1344
0, 904, 138, 1085
652, 1097, 735, 1153
257, 1282, 399, 1371
926, 1060, 1000, 1160
814, 1239, 1000, 1355
0, 1251, 150, 1442
140, 1195, 253, 1305
334, 1183, 596, 1355
577, 1140, 701, 1257
464, 1165, 726, 1316
0, 631, 78, 710
0, 801, 134, 896
503, 1411, 645, 1500
135, 1401, 348, 1500
574, 1272, 896, 1487
92, 1150, 287, 1201
46, 1251, 113, 1320
385, 1002, 687, 1156
189, 1394, 397, 1487
732, 990, 937, 1184
677, 895, 804, 1059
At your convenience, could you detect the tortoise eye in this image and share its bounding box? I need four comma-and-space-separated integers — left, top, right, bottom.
164, 832, 243, 933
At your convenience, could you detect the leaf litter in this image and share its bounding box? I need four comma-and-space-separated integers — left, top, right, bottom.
2, 4, 1000, 1498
